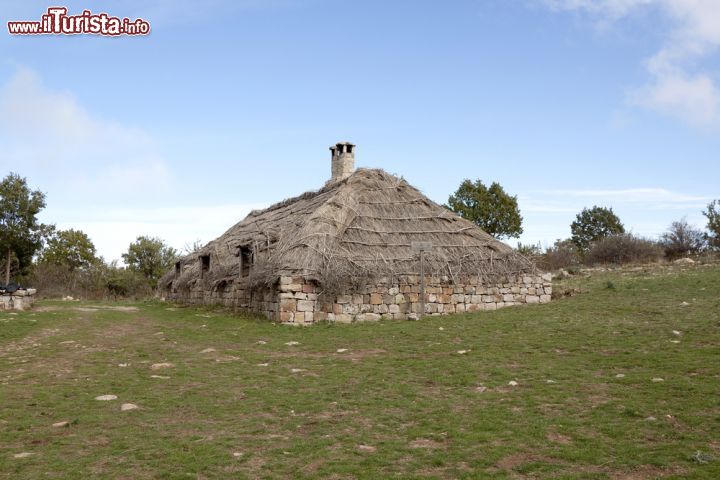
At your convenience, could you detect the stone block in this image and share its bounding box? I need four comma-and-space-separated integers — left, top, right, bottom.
370, 293, 383, 305
280, 299, 297, 312
352, 294, 364, 305
297, 300, 314, 312
389, 304, 400, 314
357, 313, 381, 322
540, 295, 552, 303
337, 295, 352, 304
279, 311, 294, 322
526, 295, 540, 304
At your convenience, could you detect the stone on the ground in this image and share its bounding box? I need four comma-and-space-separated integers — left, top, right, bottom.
291, 368, 306, 373
13, 452, 34, 459
150, 375, 170, 379
118, 363, 129, 368
121, 403, 139, 412
673, 258, 695, 265
616, 374, 626, 378
151, 363, 174, 370
233, 452, 244, 458
357, 445, 377, 453
95, 395, 118, 401
257, 363, 270, 367
475, 386, 488, 393
508, 381, 519, 387
457, 350, 469, 355
52, 421, 70, 428
336, 349, 348, 353
672, 330, 681, 336
285, 341, 300, 346
652, 378, 665, 383
200, 348, 216, 354
256, 341, 267, 345
546, 379, 557, 384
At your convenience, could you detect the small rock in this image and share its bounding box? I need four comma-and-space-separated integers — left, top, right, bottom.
233, 452, 244, 458
13, 452, 34, 459
257, 363, 270, 367
652, 378, 665, 383
508, 381, 519, 387
681, 302, 690, 306
150, 375, 170, 379
118, 363, 129, 368
673, 258, 695, 265
475, 386, 488, 393
645, 416, 657, 422
616, 374, 626, 379
546, 379, 557, 384
457, 350, 470, 355
438, 327, 445, 331
285, 341, 300, 346
200, 348, 216, 354
52, 421, 70, 428
95, 395, 118, 401
59, 341, 75, 345
670, 340, 681, 344
357, 445, 377, 453
150, 363, 174, 370
121, 403, 139, 412
336, 349, 348, 353
256, 341, 267, 345
291, 368, 306, 374
672, 330, 681, 336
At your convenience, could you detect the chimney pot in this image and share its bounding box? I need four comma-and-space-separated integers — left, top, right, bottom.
330, 141, 355, 182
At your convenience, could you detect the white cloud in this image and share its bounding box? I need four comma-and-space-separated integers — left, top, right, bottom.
540, 0, 720, 127
0, 67, 171, 194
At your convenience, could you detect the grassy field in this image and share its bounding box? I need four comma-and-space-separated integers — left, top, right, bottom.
1, 264, 719, 479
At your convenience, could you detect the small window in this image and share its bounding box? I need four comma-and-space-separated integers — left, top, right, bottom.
175, 262, 181, 276
239, 246, 253, 277
200, 255, 210, 278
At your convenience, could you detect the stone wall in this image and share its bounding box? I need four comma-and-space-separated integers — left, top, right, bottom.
0, 291, 36, 311
167, 281, 279, 321
168, 273, 552, 325
276, 273, 552, 325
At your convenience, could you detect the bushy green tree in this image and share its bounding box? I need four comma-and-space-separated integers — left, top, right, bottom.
570, 206, 625, 251
447, 179, 523, 239
40, 228, 100, 272
703, 200, 720, 249
0, 173, 47, 284
122, 236, 178, 288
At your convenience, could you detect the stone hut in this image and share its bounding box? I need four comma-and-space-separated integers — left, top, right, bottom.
162, 142, 551, 324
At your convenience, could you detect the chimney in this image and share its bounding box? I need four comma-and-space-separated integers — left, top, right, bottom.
329, 141, 355, 182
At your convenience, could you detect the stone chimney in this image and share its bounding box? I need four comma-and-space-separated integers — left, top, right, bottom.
329, 141, 355, 182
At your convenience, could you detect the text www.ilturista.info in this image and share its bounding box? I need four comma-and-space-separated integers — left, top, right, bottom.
8, 7, 150, 36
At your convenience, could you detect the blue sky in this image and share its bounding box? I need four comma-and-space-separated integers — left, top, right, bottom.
1, 0, 718, 261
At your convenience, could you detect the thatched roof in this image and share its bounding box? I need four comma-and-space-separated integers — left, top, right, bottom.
165, 168, 535, 292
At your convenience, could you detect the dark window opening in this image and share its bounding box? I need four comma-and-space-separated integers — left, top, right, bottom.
200, 255, 210, 278
240, 246, 253, 277
175, 262, 181, 276
347, 145, 353, 154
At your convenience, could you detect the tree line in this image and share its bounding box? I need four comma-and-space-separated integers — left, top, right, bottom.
446, 178, 720, 266
0, 173, 179, 298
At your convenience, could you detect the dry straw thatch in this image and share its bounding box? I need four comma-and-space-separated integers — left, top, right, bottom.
165, 169, 535, 294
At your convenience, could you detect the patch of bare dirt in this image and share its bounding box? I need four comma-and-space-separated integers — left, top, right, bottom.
408, 438, 445, 449
546, 431, 572, 445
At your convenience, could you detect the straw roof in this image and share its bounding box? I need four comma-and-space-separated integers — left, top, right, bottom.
165, 168, 535, 293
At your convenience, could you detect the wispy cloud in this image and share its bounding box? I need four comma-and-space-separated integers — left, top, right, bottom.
539, 0, 720, 128
0, 66, 171, 195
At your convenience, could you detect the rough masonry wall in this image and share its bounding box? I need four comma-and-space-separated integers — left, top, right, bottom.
167, 281, 279, 321
277, 273, 552, 325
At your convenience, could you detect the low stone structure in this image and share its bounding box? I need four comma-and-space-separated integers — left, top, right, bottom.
0, 289, 36, 311
163, 142, 550, 324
